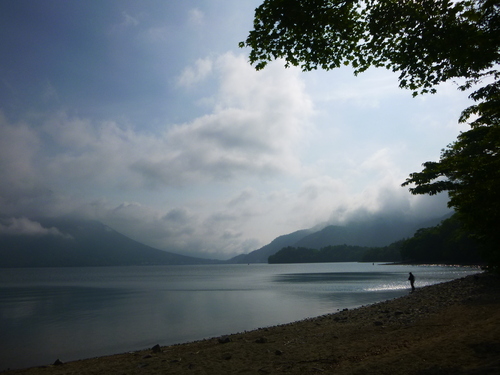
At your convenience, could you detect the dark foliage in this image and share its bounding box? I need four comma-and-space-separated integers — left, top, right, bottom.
268, 244, 368, 263
400, 214, 482, 264
268, 214, 481, 265
361, 240, 403, 263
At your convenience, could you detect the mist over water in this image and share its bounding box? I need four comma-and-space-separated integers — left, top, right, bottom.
0, 263, 479, 370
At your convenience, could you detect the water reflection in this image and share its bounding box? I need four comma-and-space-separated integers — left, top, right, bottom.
273, 271, 400, 283
0, 285, 315, 369
0, 286, 133, 369
0, 263, 479, 370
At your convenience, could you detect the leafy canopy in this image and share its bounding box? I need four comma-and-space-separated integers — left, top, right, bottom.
241, 0, 499, 95
241, 0, 500, 269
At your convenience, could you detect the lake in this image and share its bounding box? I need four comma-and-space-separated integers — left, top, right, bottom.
0, 263, 479, 370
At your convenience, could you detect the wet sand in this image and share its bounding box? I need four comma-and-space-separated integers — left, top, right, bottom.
4, 273, 499, 374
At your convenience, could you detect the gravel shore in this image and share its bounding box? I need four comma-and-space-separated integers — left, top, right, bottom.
4, 272, 499, 375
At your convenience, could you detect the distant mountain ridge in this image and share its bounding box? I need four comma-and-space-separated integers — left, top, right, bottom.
0, 217, 218, 267
0, 213, 454, 267
227, 229, 313, 264
228, 213, 452, 264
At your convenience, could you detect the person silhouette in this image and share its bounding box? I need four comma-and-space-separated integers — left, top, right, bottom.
408, 272, 415, 292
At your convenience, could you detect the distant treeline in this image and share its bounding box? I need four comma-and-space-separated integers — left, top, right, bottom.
400, 214, 481, 264
268, 243, 402, 264
268, 214, 482, 264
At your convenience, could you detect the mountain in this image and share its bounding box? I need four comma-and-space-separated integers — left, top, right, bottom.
227, 229, 313, 263
0, 217, 218, 267
228, 213, 452, 264
294, 215, 446, 249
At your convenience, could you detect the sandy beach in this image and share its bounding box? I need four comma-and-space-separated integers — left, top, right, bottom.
4, 272, 499, 375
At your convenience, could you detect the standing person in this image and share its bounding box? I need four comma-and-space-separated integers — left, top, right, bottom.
408, 272, 415, 292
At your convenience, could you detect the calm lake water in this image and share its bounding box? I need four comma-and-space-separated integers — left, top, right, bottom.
0, 263, 479, 370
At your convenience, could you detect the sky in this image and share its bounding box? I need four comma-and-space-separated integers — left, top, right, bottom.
0, 0, 474, 260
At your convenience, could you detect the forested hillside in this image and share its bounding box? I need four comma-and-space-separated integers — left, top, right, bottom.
269, 214, 482, 265
400, 214, 482, 264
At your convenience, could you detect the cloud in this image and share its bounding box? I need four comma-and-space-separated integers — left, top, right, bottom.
280, 144, 452, 231
122, 11, 139, 27
177, 58, 213, 88
142, 26, 170, 43
0, 51, 453, 260
188, 8, 205, 26
227, 188, 256, 207
0, 217, 70, 237
85, 200, 223, 258
0, 2, 462, 262
0, 113, 50, 206
0, 53, 313, 195
312, 67, 401, 108
0, 52, 319, 258
132, 53, 313, 186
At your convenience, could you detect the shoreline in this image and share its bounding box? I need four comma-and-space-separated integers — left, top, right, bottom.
4, 272, 499, 374
380, 261, 485, 267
